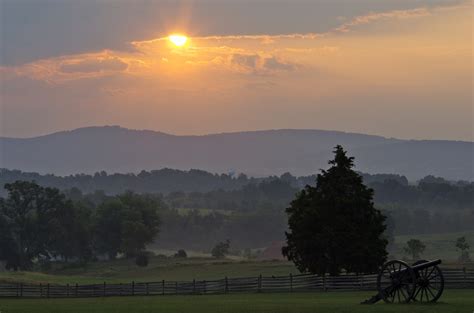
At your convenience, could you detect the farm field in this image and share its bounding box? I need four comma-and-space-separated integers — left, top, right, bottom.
0, 259, 299, 285
1, 231, 473, 286
1, 290, 473, 313
392, 231, 474, 261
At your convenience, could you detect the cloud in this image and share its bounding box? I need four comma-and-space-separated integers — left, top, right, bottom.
333, 7, 432, 33
1, 2, 465, 84
228, 53, 296, 74
262, 56, 295, 71
59, 57, 128, 73
130, 4, 463, 48
0, 52, 137, 84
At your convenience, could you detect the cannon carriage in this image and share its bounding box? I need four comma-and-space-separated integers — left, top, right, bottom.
362, 259, 444, 304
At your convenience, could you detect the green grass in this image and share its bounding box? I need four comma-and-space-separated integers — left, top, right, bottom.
176, 208, 233, 216
0, 290, 472, 313
1, 231, 472, 286
392, 231, 474, 262
0, 259, 299, 285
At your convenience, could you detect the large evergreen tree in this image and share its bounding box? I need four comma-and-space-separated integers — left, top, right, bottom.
282, 146, 388, 276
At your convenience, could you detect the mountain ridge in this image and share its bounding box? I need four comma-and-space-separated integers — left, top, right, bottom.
1, 126, 472, 180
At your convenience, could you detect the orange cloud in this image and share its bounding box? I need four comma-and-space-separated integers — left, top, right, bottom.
59, 56, 128, 73
333, 8, 432, 33
228, 53, 296, 74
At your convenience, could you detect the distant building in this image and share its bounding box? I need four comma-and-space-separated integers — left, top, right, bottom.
258, 241, 286, 261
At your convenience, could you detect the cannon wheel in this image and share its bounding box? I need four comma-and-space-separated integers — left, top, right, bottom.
412, 259, 444, 303
377, 260, 416, 303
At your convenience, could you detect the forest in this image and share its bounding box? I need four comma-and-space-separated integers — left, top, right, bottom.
0, 168, 472, 256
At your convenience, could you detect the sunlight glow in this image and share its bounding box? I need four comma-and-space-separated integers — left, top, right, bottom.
169, 34, 188, 47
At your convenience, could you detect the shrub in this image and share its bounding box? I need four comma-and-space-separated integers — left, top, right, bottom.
135, 252, 149, 267
174, 249, 187, 258
212, 240, 230, 259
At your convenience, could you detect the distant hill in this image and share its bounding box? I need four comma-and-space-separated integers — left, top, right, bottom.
0, 126, 472, 181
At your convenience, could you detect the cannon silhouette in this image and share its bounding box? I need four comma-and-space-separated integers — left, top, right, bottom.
362, 259, 444, 304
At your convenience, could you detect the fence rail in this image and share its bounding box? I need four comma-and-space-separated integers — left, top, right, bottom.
1, 268, 472, 298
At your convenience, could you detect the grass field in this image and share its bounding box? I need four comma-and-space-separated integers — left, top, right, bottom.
392, 231, 474, 261
1, 290, 473, 313
0, 231, 472, 286
0, 259, 299, 285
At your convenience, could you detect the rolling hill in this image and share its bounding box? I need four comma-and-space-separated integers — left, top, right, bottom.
0, 126, 472, 181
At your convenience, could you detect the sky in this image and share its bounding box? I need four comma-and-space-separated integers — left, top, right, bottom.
1, 0, 473, 140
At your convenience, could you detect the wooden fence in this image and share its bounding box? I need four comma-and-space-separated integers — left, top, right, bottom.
1, 268, 472, 298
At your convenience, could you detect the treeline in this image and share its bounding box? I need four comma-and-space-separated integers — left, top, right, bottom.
1, 168, 458, 197
0, 181, 161, 270
1, 169, 472, 258
2, 168, 472, 211
64, 175, 473, 250
161, 175, 473, 213
0, 168, 258, 196
66, 186, 287, 251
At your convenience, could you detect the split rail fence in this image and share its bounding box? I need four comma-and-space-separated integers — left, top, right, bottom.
1, 268, 472, 298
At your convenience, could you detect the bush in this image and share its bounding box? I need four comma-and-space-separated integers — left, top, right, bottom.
174, 249, 187, 258
212, 240, 230, 259
135, 253, 149, 267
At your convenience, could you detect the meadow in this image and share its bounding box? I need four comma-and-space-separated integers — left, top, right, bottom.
392, 231, 474, 261
0, 259, 299, 285
0, 290, 472, 313
1, 231, 472, 286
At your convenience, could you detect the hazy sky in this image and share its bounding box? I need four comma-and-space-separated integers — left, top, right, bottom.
1, 0, 472, 140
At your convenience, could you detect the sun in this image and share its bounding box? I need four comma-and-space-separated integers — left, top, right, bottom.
168, 34, 188, 47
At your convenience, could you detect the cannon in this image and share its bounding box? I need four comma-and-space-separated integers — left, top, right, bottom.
362, 259, 444, 304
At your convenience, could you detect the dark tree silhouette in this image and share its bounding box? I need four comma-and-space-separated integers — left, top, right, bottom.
95, 192, 161, 259
404, 239, 426, 260
212, 240, 230, 259
0, 181, 75, 269
282, 146, 388, 276
455, 236, 470, 262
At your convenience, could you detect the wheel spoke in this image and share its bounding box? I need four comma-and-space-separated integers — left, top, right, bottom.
427, 286, 436, 300
414, 286, 422, 299
426, 267, 435, 279
430, 284, 439, 290
390, 288, 396, 302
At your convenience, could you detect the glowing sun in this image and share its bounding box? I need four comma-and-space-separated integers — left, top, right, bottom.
168, 34, 188, 47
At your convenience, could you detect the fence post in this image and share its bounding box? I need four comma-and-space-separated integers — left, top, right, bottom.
66, 284, 69, 297
463, 267, 467, 287
225, 277, 228, 294
20, 283, 23, 297
162, 280, 165, 295
290, 273, 293, 293
103, 282, 106, 297
203, 280, 207, 294
47, 283, 50, 298
132, 281, 135, 296
322, 275, 327, 292
119, 283, 122, 296
40, 283, 43, 298
146, 282, 149, 296
193, 279, 196, 294
75, 283, 78, 297
175, 281, 178, 295
16, 283, 19, 297
258, 274, 262, 293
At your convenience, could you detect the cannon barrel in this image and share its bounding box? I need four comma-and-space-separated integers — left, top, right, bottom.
411, 259, 441, 272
